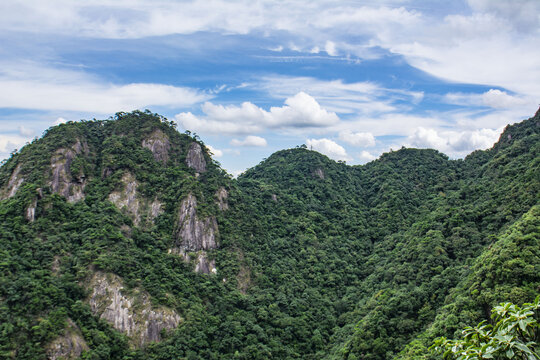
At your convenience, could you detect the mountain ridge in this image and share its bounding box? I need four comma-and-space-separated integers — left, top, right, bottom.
0, 109, 538, 359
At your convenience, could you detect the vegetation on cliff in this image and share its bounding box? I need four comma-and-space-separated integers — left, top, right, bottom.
0, 109, 538, 359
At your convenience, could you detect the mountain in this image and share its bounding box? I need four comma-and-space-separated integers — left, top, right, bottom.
0, 109, 538, 359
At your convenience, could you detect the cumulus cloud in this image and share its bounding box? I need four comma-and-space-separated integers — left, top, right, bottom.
231, 135, 267, 147
206, 145, 223, 158
339, 130, 375, 147
407, 126, 503, 157
358, 150, 377, 162
306, 138, 351, 161
325, 41, 337, 56
176, 92, 338, 135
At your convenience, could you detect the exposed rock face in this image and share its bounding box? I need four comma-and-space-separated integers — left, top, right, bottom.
108, 172, 163, 226
216, 187, 229, 211
271, 194, 278, 202
142, 129, 171, 164
150, 199, 163, 221
171, 194, 219, 274
236, 251, 251, 294
2, 164, 24, 199
175, 194, 218, 251
313, 168, 325, 180
194, 253, 217, 274
109, 172, 141, 225
50, 139, 88, 202
46, 318, 88, 360
186, 142, 206, 173
88, 272, 181, 347
26, 199, 37, 222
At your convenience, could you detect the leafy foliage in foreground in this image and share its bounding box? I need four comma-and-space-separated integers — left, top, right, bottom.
431, 297, 540, 359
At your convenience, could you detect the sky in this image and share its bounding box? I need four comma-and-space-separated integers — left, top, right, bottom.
0, 0, 539, 176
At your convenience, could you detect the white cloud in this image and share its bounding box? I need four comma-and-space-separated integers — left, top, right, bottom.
339, 130, 375, 147
325, 41, 337, 56
256, 76, 422, 116
206, 145, 223, 158
305, 138, 351, 161
444, 89, 529, 109
358, 150, 377, 162
0, 62, 210, 113
1, 1, 538, 101
176, 92, 338, 135
18, 126, 34, 137
55, 117, 68, 125
231, 135, 267, 147
407, 126, 503, 157
0, 134, 31, 153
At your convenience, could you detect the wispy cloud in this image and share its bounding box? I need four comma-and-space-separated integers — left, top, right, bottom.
0, 62, 210, 113
231, 135, 268, 147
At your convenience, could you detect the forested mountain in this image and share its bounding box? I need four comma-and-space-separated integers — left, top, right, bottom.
0, 109, 538, 359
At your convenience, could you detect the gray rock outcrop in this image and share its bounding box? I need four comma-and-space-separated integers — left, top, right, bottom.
171, 194, 219, 274
109, 172, 141, 225
175, 194, 218, 251
216, 187, 229, 211
88, 272, 181, 347
46, 318, 89, 360
194, 253, 217, 274
50, 139, 88, 202
2, 164, 24, 199
186, 142, 206, 173
313, 168, 325, 180
26, 199, 37, 222
108, 172, 163, 226
142, 129, 171, 164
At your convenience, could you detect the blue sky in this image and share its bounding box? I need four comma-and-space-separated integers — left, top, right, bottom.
0, 0, 538, 175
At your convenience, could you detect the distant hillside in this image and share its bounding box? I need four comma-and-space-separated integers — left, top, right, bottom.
0, 109, 538, 359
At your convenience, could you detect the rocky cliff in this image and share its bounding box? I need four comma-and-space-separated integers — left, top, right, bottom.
50, 139, 88, 202
88, 272, 181, 347
186, 142, 206, 173
142, 129, 171, 164
46, 319, 88, 360
172, 194, 218, 274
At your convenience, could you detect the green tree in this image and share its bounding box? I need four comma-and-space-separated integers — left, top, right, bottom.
431, 297, 540, 359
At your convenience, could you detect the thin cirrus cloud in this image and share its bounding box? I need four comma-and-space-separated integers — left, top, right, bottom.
1, 0, 538, 100
0, 62, 210, 113
176, 92, 339, 135
255, 76, 417, 115
443, 89, 529, 109
231, 135, 268, 147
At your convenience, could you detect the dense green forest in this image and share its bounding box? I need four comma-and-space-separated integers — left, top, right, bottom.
0, 109, 538, 359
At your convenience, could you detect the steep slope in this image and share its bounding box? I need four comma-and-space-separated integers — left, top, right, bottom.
0, 111, 231, 359
0, 109, 538, 359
